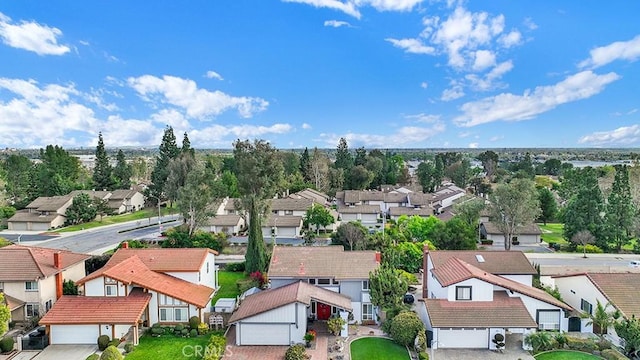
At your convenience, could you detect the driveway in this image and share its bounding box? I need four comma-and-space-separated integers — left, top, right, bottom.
431, 348, 534, 360
32, 345, 97, 360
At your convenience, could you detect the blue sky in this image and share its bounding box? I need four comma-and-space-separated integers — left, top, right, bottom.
0, 0, 639, 149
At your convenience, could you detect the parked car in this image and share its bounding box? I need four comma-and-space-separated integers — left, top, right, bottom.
629, 260, 640, 268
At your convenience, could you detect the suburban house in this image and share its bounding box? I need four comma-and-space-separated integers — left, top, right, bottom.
107, 189, 145, 214
218, 198, 244, 216
418, 249, 572, 349
8, 196, 73, 231
261, 215, 304, 238
267, 246, 380, 324
288, 188, 331, 206
430, 185, 466, 214
40, 246, 217, 345
389, 206, 433, 220
552, 272, 640, 343
480, 222, 542, 246
337, 205, 380, 228
200, 214, 245, 235
228, 281, 352, 345
269, 198, 313, 217
0, 245, 90, 323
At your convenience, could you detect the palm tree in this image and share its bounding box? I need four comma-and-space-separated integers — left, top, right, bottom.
583, 300, 619, 336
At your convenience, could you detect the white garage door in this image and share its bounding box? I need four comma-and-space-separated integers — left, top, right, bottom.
438, 328, 488, 348
50, 325, 100, 344
239, 323, 290, 345
278, 227, 297, 237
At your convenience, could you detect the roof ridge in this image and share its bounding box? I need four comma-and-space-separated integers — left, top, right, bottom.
25, 247, 46, 279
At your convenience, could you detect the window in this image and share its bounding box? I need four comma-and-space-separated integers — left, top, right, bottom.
26, 304, 39, 318
105, 285, 117, 296
174, 308, 188, 322
0, 282, 3, 291
311, 301, 316, 314
317, 279, 331, 285
45, 300, 52, 312
104, 277, 117, 284
455, 286, 472, 300
285, 210, 293, 215
581, 299, 593, 315
160, 308, 171, 322
308, 279, 316, 285
25, 281, 38, 291
362, 303, 374, 321
332, 279, 340, 285
362, 280, 370, 291
537, 310, 560, 330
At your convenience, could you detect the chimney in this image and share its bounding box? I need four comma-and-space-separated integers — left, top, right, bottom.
122, 241, 129, 249
54, 252, 63, 299
375, 252, 381, 264
422, 245, 429, 299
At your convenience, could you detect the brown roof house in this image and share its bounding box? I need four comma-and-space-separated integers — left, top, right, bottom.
552, 272, 640, 345
39, 245, 217, 345
200, 214, 245, 235
261, 215, 304, 239
480, 222, 542, 246
418, 249, 571, 350
8, 195, 74, 231
0, 245, 90, 324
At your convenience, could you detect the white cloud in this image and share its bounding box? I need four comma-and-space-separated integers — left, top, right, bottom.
282, 0, 361, 19
498, 30, 522, 48
472, 50, 496, 71
579, 34, 640, 69
489, 135, 503, 142
458, 131, 471, 138
0, 12, 70, 55
454, 70, 620, 127
579, 125, 640, 146
100, 116, 161, 147
353, 0, 423, 12
385, 38, 435, 54
320, 122, 445, 147
302, 123, 312, 129
523, 17, 538, 31
84, 88, 119, 112
466, 60, 513, 90
629, 108, 638, 115
441, 84, 465, 101
127, 74, 268, 119
324, 20, 352, 27
468, 142, 479, 148
205, 71, 224, 80
420, 81, 428, 89
190, 123, 293, 147
405, 113, 440, 123
151, 109, 191, 131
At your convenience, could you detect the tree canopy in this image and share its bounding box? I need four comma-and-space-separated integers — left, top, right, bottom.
489, 179, 540, 250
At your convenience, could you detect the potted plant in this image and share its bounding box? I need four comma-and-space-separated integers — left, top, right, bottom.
303, 330, 316, 347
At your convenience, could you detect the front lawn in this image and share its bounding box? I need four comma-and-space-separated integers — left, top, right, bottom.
351, 337, 410, 360
534, 350, 603, 360
56, 207, 175, 232
539, 223, 567, 245
212, 270, 248, 305
125, 335, 210, 360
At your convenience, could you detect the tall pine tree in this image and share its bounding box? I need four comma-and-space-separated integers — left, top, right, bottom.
113, 150, 132, 189
148, 126, 180, 202
606, 165, 635, 252
299, 147, 312, 183
93, 132, 114, 191
563, 167, 606, 250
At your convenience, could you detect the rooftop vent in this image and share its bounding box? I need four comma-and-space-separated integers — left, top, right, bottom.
475, 254, 485, 263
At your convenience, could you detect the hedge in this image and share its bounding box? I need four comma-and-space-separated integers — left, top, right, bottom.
602, 349, 630, 360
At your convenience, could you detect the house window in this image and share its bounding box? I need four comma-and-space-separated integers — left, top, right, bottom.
455, 286, 472, 300
0, 282, 3, 291
104, 277, 117, 284
105, 285, 117, 296
25, 281, 38, 291
332, 279, 340, 285
308, 279, 316, 285
285, 210, 294, 215
311, 301, 316, 315
174, 308, 188, 322
26, 304, 39, 318
362, 303, 374, 321
362, 280, 370, 291
160, 308, 171, 322
45, 300, 52, 312
317, 279, 331, 285
581, 299, 593, 315
537, 310, 560, 330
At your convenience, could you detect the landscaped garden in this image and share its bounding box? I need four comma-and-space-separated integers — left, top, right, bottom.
350, 337, 410, 360
124, 334, 210, 360
211, 268, 249, 305
538, 223, 567, 245
534, 350, 602, 360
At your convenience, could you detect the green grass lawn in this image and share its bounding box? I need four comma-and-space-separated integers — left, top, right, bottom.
212, 271, 248, 305
350, 337, 410, 360
534, 350, 603, 360
56, 207, 175, 233
124, 335, 210, 360
538, 223, 568, 244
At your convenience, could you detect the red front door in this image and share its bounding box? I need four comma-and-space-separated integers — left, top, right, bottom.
317, 303, 331, 320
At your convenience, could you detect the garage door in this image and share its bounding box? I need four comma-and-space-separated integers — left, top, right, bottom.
50, 325, 99, 344
278, 227, 297, 237
438, 328, 488, 348
9, 222, 27, 231
239, 323, 290, 345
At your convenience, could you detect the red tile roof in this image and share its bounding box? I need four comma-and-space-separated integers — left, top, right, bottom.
77, 255, 214, 308
229, 281, 352, 323
99, 247, 217, 273
432, 257, 571, 310
268, 246, 379, 280
428, 250, 537, 275
424, 291, 538, 328
0, 245, 91, 281
40, 289, 151, 325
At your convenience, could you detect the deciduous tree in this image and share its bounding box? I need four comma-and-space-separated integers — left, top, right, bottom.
0, 293, 10, 336
2, 154, 33, 208
489, 179, 540, 250
563, 167, 606, 249
332, 221, 368, 250
303, 204, 334, 234
66, 193, 98, 225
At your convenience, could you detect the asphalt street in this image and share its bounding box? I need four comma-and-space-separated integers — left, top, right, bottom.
525, 253, 640, 275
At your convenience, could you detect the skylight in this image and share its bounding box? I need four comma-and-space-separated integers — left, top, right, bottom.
475, 254, 485, 263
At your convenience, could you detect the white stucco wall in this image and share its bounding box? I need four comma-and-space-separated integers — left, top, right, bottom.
446, 278, 493, 301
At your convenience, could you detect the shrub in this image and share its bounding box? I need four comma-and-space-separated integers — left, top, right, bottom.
524, 331, 553, 354
566, 336, 599, 353
150, 327, 163, 336
189, 316, 201, 330
189, 329, 198, 337
388, 311, 425, 347
198, 322, 209, 335
396, 269, 419, 285
577, 244, 604, 254
97, 335, 110, 351
0, 337, 15, 353
86, 355, 99, 360
99, 345, 123, 360
108, 339, 120, 348
225, 262, 245, 272
181, 329, 189, 336
602, 348, 630, 360
175, 324, 185, 332
553, 332, 568, 348
203, 334, 226, 360
249, 271, 268, 288
327, 316, 346, 336
285, 344, 309, 360
236, 278, 259, 294
418, 352, 429, 360
415, 329, 427, 352
123, 343, 134, 353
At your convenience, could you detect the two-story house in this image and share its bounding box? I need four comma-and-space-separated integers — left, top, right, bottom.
40, 245, 217, 345
418, 249, 572, 349
8, 196, 74, 231
0, 245, 90, 323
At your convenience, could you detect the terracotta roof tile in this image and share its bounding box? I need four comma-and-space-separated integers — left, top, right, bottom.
0, 245, 91, 281
268, 246, 379, 280
428, 250, 537, 275
40, 289, 151, 325
229, 281, 352, 323
587, 273, 640, 319
77, 255, 214, 308
2, 293, 25, 311
424, 291, 538, 328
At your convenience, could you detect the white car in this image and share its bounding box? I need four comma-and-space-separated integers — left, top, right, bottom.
629, 260, 640, 268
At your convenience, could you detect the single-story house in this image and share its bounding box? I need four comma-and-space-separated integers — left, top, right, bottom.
229, 281, 352, 345
480, 222, 542, 245
201, 214, 245, 235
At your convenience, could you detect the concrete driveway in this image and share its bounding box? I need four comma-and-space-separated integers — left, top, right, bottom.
32, 345, 97, 360
431, 348, 535, 360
